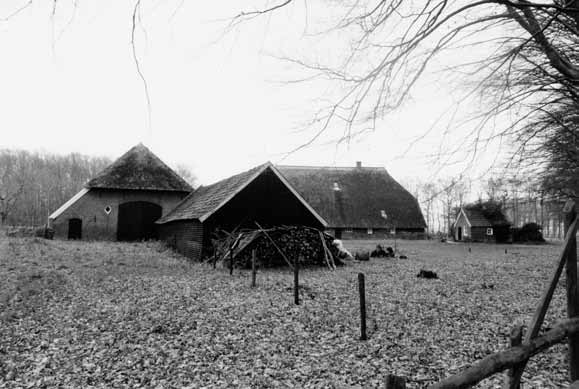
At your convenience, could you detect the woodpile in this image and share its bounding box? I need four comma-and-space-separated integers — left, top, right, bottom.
211, 225, 344, 269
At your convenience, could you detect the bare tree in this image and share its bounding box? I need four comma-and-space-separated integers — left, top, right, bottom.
0, 151, 27, 225
417, 182, 439, 236
174, 164, 197, 188
0, 149, 111, 226
438, 176, 471, 236
231, 1, 578, 168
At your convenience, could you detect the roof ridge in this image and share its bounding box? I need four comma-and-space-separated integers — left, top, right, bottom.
276, 164, 385, 170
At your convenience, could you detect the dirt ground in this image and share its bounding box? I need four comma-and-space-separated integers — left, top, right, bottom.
0, 236, 572, 388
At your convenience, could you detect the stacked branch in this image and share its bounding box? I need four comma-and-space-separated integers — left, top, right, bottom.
211, 225, 343, 269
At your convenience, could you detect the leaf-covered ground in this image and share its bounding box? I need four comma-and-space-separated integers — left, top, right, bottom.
0, 236, 572, 388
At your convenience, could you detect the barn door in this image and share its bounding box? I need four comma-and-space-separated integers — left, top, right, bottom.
117, 201, 162, 241
68, 218, 82, 240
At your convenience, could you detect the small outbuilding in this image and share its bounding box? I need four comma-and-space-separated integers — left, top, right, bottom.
49, 144, 192, 241
454, 205, 510, 243
156, 162, 327, 260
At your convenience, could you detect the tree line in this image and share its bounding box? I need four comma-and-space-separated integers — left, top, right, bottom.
0, 149, 112, 226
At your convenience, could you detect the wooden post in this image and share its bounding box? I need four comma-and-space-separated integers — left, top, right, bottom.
385, 374, 406, 388
251, 249, 257, 288
510, 214, 579, 386
564, 200, 579, 381
294, 255, 300, 305
503, 324, 523, 389
229, 247, 234, 276
358, 273, 367, 340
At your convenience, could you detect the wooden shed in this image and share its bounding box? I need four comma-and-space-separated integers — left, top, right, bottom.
454, 205, 511, 243
156, 163, 327, 260
454, 208, 495, 243
48, 144, 192, 241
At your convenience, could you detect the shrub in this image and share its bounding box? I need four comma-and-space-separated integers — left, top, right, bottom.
513, 223, 545, 243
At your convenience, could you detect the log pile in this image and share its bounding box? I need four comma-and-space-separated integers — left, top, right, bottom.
211, 226, 343, 269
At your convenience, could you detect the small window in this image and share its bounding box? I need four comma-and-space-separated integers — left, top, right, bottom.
345, 228, 353, 233
367, 228, 373, 235
104, 206, 112, 215
486, 228, 493, 236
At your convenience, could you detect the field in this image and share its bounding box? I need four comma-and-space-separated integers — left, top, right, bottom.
0, 236, 573, 388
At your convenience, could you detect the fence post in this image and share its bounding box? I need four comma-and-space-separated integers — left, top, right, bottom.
229, 248, 234, 276
294, 255, 300, 305
564, 200, 579, 381
358, 273, 367, 340
251, 249, 257, 288
503, 324, 523, 389
385, 374, 406, 388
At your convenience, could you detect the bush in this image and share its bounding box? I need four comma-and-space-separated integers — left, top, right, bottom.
513, 223, 545, 243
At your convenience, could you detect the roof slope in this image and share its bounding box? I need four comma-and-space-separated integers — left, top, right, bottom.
157, 162, 326, 225
462, 208, 492, 227
463, 202, 510, 227
86, 143, 192, 192
157, 163, 267, 223
276, 165, 426, 229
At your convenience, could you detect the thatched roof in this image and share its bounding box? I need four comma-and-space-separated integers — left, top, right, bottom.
461, 202, 510, 227
460, 208, 492, 227
86, 143, 192, 192
156, 162, 326, 225
276, 165, 426, 229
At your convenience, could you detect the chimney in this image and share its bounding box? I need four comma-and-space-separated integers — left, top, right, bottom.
356, 161, 362, 168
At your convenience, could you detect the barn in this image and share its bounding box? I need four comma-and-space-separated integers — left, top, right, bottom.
276, 163, 426, 239
156, 162, 327, 260
48, 144, 192, 241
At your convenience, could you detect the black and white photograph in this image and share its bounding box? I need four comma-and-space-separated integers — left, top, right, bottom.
1, 1, 579, 388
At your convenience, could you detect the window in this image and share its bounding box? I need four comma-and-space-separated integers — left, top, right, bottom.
104, 206, 112, 215
367, 228, 373, 235
486, 228, 494, 236
345, 228, 353, 233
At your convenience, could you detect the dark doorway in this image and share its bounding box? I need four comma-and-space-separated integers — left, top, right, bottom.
68, 218, 82, 240
117, 201, 162, 241
457, 226, 462, 241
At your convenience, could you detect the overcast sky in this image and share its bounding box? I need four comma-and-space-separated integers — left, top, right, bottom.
0, 1, 509, 187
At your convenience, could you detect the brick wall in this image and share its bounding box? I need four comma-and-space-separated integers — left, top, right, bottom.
50, 188, 188, 240
158, 220, 204, 260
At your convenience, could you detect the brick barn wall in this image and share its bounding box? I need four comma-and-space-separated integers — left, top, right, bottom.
158, 220, 204, 260
50, 188, 189, 240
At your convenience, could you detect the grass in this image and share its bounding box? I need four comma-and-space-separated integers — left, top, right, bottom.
0, 236, 572, 388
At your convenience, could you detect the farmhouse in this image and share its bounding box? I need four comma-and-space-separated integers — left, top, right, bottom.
156, 162, 327, 260
454, 205, 510, 243
48, 144, 192, 241
277, 163, 426, 239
